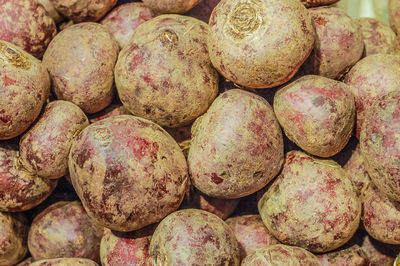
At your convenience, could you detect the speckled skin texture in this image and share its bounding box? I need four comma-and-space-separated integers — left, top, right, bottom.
115, 15, 218, 128
363, 185, 400, 244
101, 3, 154, 49
28, 201, 103, 262
19, 101, 89, 179
100, 225, 156, 266
37, 0, 63, 24
208, 0, 315, 89
306, 7, 364, 79
258, 151, 361, 253
317, 245, 368, 266
0, 141, 57, 212
50, 0, 117, 22
184, 0, 221, 23
390, 0, 400, 35
180, 188, 240, 220
274, 75, 355, 157
89, 104, 131, 124
0, 212, 28, 266
149, 209, 240, 265
29, 258, 99, 266
43, 23, 119, 114
69, 115, 188, 232
0, 41, 50, 140
188, 89, 284, 199
241, 244, 322, 266
301, 0, 339, 7
360, 91, 400, 202
356, 18, 400, 57
344, 54, 400, 139
225, 215, 279, 260
0, 0, 57, 58
142, 0, 201, 14
343, 145, 371, 199
359, 232, 399, 266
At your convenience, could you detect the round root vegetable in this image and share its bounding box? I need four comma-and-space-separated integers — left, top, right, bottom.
301, 0, 339, 7
180, 188, 240, 220
356, 18, 400, 57
343, 145, 371, 199
258, 151, 361, 253
306, 7, 364, 79
363, 185, 400, 244
69, 115, 188, 232
241, 244, 322, 266
19, 101, 89, 179
0, 0, 57, 58
28, 201, 104, 262
188, 89, 284, 199
0, 212, 29, 266
101, 3, 154, 49
225, 214, 279, 260
89, 104, 131, 123
0, 41, 50, 140
208, 0, 315, 88
142, 0, 201, 14
360, 91, 400, 202
50, 0, 117, 23
29, 258, 99, 266
0, 141, 57, 212
273, 75, 355, 158
390, 0, 400, 35
149, 209, 240, 265
317, 245, 368, 266
115, 14, 218, 128
184, 0, 221, 23
100, 225, 156, 266
344, 54, 400, 139
43, 23, 119, 114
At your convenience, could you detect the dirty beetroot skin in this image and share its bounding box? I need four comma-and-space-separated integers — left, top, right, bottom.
0, 41, 50, 140
258, 151, 361, 253
241, 244, 322, 266
149, 209, 240, 265
363, 185, 400, 245
225, 214, 279, 260
0, 212, 29, 266
28, 201, 104, 262
0, 141, 57, 212
100, 224, 157, 266
180, 188, 240, 220
344, 54, 400, 139
356, 18, 400, 57
43, 23, 119, 114
208, 0, 315, 89
101, 3, 154, 49
0, 0, 57, 59
305, 6, 364, 79
360, 91, 400, 202
19, 101, 89, 179
115, 14, 218, 128
343, 145, 371, 200
317, 245, 368, 266
68, 115, 188, 232
274, 75, 355, 158
142, 0, 201, 14
188, 89, 284, 199
50, 0, 117, 23
29, 258, 99, 266
37, 0, 63, 24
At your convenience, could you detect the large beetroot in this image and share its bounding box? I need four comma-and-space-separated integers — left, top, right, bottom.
68, 115, 188, 232
188, 89, 284, 199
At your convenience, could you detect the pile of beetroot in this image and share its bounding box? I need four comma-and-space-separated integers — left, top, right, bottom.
1, 0, 400, 265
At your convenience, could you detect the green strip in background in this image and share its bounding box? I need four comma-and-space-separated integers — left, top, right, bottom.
334, 0, 389, 25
